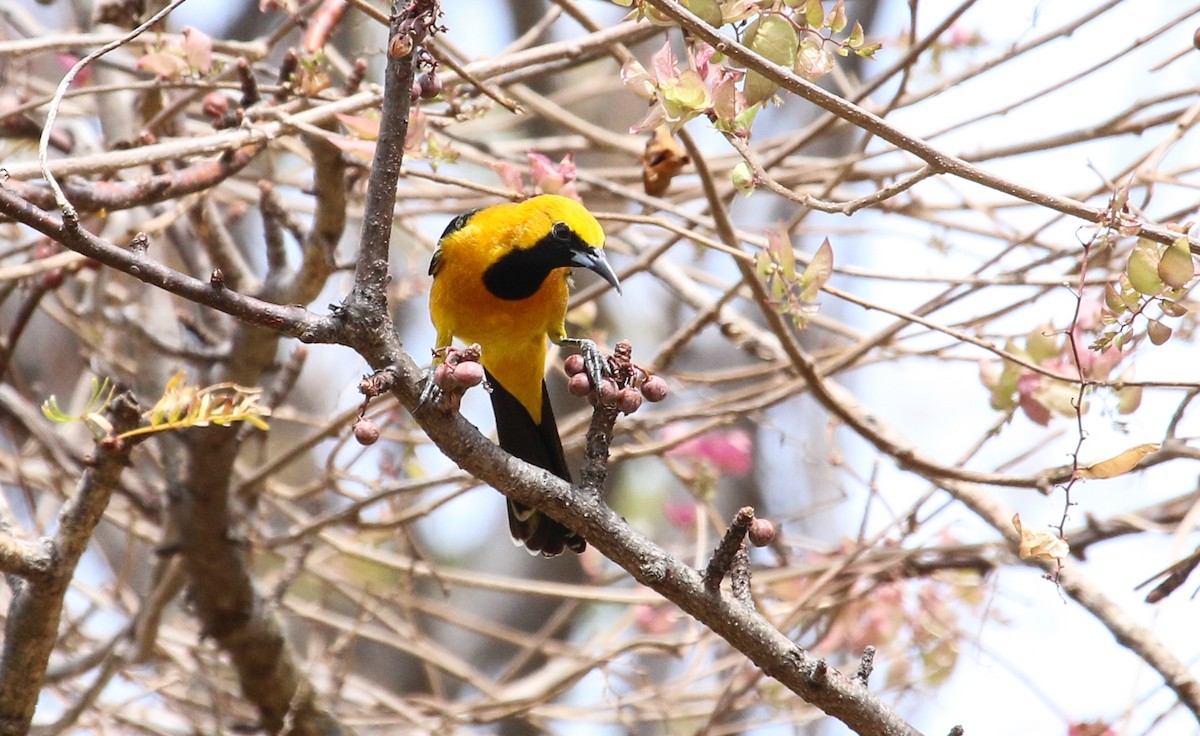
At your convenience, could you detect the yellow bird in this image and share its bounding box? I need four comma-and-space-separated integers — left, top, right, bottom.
428, 194, 621, 556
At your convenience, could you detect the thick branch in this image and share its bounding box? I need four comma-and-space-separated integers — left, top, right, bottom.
406, 380, 921, 736
0, 395, 141, 736
0, 187, 340, 343
0, 144, 261, 217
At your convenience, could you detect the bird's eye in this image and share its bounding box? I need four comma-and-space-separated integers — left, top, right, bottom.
551, 222, 573, 242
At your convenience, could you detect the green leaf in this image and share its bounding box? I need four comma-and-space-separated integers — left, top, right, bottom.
732, 161, 756, 195
1127, 239, 1164, 295
1157, 236, 1194, 289
754, 249, 772, 278
1115, 367, 1141, 414
989, 346, 1022, 411
854, 42, 882, 58
731, 101, 761, 134
683, 0, 723, 27
1117, 274, 1142, 309
1025, 324, 1058, 363
805, 0, 824, 28
847, 20, 864, 47
661, 70, 712, 119
743, 14, 798, 106
770, 274, 786, 301
829, 0, 847, 32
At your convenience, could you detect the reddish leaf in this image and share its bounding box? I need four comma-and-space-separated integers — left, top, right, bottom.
1147, 319, 1172, 345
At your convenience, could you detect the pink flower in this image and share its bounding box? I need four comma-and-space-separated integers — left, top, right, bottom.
528, 151, 579, 199
635, 603, 678, 634
664, 426, 754, 477
490, 160, 525, 194
663, 501, 697, 529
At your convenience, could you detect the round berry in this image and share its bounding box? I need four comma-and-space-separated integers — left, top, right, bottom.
41, 268, 65, 290
616, 387, 643, 415
563, 354, 586, 376
202, 92, 229, 120
748, 518, 776, 547
418, 71, 443, 99
450, 360, 484, 388
433, 361, 454, 390
353, 418, 380, 445
567, 372, 592, 397
640, 375, 668, 402
596, 378, 619, 407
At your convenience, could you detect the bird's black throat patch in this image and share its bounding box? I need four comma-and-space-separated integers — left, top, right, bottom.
482, 228, 587, 301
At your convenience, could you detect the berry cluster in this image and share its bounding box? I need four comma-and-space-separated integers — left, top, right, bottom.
565, 339, 667, 415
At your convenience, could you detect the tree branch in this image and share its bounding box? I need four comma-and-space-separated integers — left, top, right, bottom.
0, 394, 142, 735
644, 0, 1200, 254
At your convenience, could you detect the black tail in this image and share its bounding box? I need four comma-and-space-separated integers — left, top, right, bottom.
485, 370, 586, 557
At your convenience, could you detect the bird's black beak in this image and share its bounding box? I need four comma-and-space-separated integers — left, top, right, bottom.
570, 247, 622, 295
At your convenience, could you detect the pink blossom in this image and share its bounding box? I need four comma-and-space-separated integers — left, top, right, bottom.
635, 603, 678, 634
490, 160, 525, 194
663, 501, 697, 529
1016, 372, 1050, 426
528, 151, 579, 199
664, 426, 754, 477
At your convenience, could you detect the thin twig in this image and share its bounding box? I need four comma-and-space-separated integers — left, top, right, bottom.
38, 0, 192, 222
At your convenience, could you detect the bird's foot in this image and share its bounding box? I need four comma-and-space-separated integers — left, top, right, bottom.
561, 339, 668, 415
559, 338, 609, 390
420, 344, 485, 413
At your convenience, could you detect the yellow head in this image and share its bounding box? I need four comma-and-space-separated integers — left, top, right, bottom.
429, 194, 620, 300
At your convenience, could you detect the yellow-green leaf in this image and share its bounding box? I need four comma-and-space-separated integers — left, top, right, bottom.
829, 0, 847, 32
1127, 239, 1164, 295
847, 20, 864, 48
743, 15, 798, 106
804, 0, 824, 28
1103, 282, 1125, 314
721, 0, 760, 23
1025, 324, 1058, 363
1161, 299, 1188, 318
1157, 236, 1194, 289
683, 0, 723, 27
754, 248, 772, 278
1116, 366, 1142, 414
732, 161, 755, 196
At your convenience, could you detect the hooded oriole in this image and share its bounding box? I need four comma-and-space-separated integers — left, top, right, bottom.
428, 194, 620, 557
